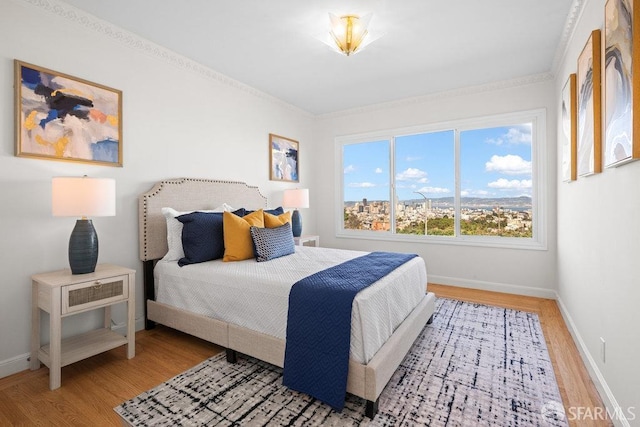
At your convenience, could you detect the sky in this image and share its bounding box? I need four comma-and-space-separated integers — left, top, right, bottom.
343, 124, 533, 202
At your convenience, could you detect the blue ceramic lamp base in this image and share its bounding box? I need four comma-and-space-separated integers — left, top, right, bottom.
69, 219, 98, 274
291, 209, 302, 237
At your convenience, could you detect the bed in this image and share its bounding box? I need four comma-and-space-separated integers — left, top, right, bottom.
138, 178, 437, 418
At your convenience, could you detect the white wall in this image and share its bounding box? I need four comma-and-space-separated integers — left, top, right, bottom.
0, 0, 315, 377
555, 0, 640, 423
312, 78, 559, 297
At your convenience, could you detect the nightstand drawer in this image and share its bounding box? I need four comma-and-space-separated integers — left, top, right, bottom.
62, 275, 129, 314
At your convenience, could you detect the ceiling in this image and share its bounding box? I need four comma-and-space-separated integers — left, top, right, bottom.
59, 0, 574, 115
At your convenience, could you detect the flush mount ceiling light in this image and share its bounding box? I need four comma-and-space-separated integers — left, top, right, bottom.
329, 13, 372, 56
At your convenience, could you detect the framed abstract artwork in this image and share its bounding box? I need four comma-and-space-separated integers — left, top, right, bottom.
15, 60, 123, 166
577, 29, 602, 176
604, 0, 640, 167
561, 74, 577, 182
269, 133, 299, 182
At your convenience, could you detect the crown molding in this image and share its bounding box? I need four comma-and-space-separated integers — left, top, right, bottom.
551, 0, 587, 76
14, 0, 575, 120
15, 0, 313, 118
317, 72, 554, 120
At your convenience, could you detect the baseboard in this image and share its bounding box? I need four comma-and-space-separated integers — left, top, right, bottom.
556, 297, 630, 427
112, 317, 146, 335
0, 352, 30, 380
428, 274, 558, 299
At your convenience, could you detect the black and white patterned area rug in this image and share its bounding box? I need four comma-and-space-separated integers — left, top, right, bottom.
115, 298, 567, 426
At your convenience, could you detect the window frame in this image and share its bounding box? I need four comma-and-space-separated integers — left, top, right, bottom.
335, 109, 547, 250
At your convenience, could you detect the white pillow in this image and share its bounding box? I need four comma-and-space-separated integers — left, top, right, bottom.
161, 203, 234, 261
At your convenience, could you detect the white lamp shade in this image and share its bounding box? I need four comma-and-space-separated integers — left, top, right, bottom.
52, 177, 116, 217
283, 188, 309, 209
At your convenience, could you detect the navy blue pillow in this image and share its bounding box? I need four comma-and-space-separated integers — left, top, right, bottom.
245, 206, 284, 216
250, 222, 295, 262
177, 208, 245, 266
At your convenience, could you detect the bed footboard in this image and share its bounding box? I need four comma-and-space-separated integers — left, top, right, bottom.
147, 300, 229, 347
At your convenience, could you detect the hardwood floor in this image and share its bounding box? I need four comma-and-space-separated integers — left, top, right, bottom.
0, 285, 610, 426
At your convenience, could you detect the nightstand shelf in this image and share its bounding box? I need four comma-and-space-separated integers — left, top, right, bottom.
31, 264, 135, 390
38, 328, 128, 368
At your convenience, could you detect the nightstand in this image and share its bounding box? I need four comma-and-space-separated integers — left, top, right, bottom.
294, 235, 320, 247
31, 264, 135, 390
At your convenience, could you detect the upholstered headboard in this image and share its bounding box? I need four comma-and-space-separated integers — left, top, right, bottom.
138, 178, 267, 262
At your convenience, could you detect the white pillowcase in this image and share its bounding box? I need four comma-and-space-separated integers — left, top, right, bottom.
161, 203, 234, 261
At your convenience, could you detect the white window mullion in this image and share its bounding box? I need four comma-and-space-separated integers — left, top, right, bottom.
454, 129, 461, 238
390, 136, 396, 234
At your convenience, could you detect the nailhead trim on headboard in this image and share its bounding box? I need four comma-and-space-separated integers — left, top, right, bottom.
139, 178, 267, 262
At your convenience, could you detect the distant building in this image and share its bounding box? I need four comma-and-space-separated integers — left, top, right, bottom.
372, 220, 390, 231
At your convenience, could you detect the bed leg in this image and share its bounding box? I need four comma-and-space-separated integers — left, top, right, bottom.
365, 398, 379, 419
145, 318, 156, 330
226, 349, 237, 363
143, 260, 156, 330
427, 314, 434, 324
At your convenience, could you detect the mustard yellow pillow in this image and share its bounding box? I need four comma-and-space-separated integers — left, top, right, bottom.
264, 211, 292, 228
223, 209, 265, 261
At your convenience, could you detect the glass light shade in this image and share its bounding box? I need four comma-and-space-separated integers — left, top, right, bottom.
329, 13, 371, 56
52, 177, 116, 218
283, 188, 309, 209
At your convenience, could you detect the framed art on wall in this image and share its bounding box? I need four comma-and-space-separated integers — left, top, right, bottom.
561, 74, 577, 182
269, 133, 299, 182
577, 29, 602, 176
604, 0, 640, 167
15, 60, 123, 166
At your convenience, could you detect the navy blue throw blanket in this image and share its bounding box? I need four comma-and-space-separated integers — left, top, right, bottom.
282, 251, 418, 411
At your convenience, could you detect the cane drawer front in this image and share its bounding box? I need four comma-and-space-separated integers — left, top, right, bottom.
62, 274, 129, 314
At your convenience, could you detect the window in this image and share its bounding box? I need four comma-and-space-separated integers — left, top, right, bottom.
395, 131, 455, 236
337, 109, 546, 249
343, 140, 390, 232
459, 124, 533, 238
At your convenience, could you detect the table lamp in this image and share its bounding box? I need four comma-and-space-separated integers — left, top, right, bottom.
52, 176, 116, 274
283, 188, 309, 237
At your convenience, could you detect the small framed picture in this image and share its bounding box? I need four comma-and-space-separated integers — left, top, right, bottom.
269, 133, 299, 182
15, 60, 123, 166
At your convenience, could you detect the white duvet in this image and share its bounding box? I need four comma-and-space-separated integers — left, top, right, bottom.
154, 245, 427, 364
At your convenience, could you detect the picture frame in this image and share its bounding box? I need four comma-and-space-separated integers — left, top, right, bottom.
15, 60, 123, 166
561, 74, 578, 182
269, 133, 299, 182
604, 0, 640, 167
577, 29, 602, 176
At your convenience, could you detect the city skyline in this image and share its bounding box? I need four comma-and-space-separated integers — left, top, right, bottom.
343, 124, 533, 204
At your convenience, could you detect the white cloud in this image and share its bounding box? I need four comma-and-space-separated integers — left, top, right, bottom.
344, 164, 356, 174
348, 182, 376, 188
485, 154, 531, 175
487, 178, 532, 189
461, 189, 490, 197
374, 167, 383, 173
417, 186, 450, 194
396, 167, 428, 181
485, 126, 532, 145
